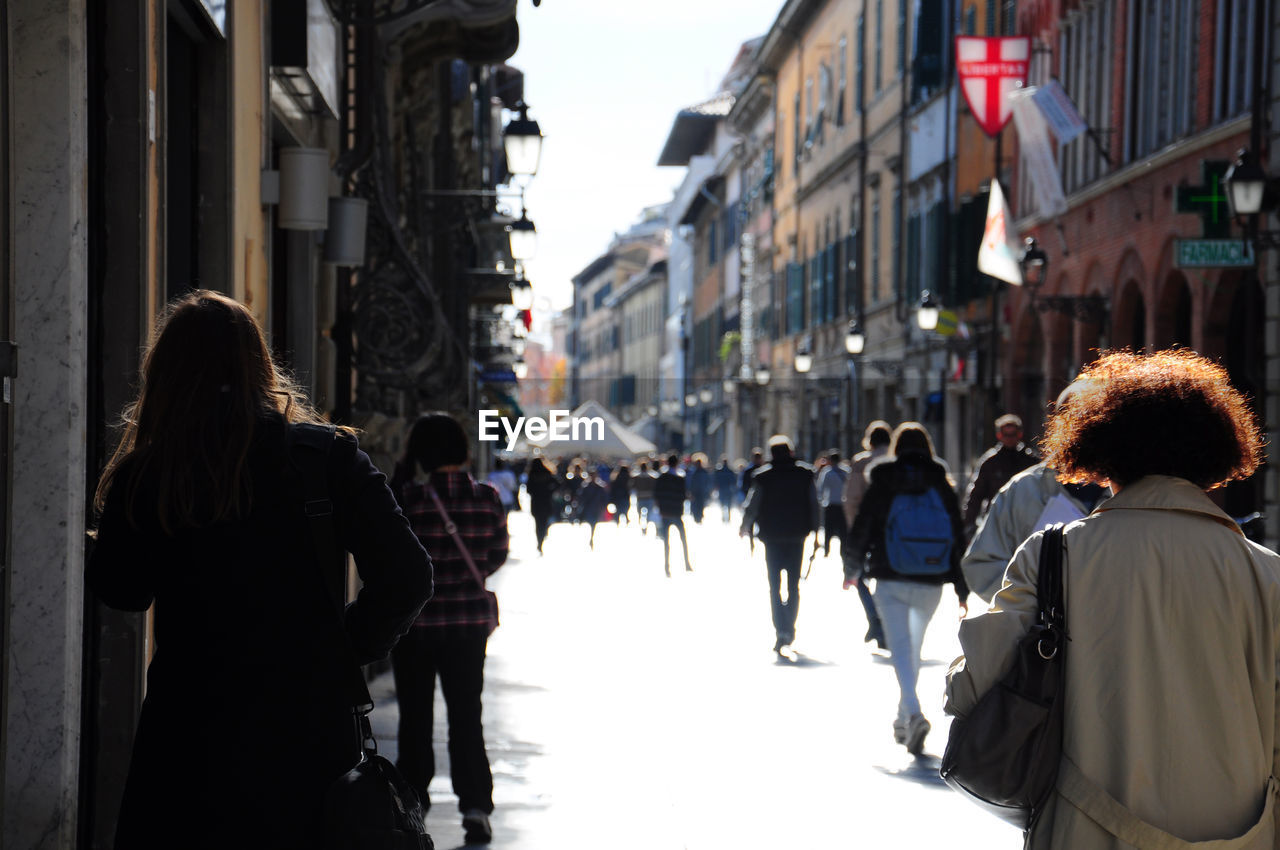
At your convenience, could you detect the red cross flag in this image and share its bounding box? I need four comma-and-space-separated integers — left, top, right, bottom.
955, 36, 1031, 137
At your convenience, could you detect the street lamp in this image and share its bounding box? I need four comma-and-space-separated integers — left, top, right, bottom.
755, 362, 771, 385
723, 378, 736, 395
1019, 237, 1049, 288
509, 277, 534, 311
844, 319, 865, 355
1223, 148, 1272, 216
917, 291, 940, 331
507, 211, 537, 261
503, 102, 543, 179
1017, 237, 1109, 323
794, 338, 813, 374
699, 386, 714, 404
685, 393, 697, 407
513, 359, 528, 380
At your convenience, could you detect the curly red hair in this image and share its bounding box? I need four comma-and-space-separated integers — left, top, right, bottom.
1040, 350, 1263, 489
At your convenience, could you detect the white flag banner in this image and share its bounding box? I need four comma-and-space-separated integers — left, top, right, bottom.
1012, 88, 1069, 218
1031, 80, 1088, 143
977, 179, 1024, 285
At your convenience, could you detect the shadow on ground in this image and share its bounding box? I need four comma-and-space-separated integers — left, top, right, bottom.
873, 755, 949, 789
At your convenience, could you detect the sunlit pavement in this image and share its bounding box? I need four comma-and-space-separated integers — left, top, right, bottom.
370, 507, 1021, 849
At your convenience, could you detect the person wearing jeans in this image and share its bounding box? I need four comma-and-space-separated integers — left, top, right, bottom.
845, 422, 968, 755
871, 579, 944, 730
741, 435, 820, 654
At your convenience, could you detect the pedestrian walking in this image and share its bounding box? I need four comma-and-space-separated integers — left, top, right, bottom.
608, 461, 633, 525
388, 413, 508, 845
946, 350, 1278, 849
714, 455, 737, 523
816, 449, 848, 556
960, 385, 1107, 602
740, 448, 765, 553
740, 435, 820, 654
960, 413, 1039, 538
740, 448, 765, 498
845, 422, 968, 754
525, 456, 558, 554
486, 458, 518, 514
843, 421, 892, 649
632, 458, 659, 534
577, 469, 609, 549
688, 453, 713, 524
654, 454, 692, 575
86, 291, 433, 849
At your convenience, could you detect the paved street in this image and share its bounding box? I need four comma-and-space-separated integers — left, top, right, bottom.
371, 508, 1021, 849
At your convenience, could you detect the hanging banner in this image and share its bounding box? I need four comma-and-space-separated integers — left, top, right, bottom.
1031, 80, 1088, 143
1011, 88, 1069, 217
955, 36, 1031, 137
977, 180, 1024, 285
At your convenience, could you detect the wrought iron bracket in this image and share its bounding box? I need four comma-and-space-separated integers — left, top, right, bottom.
1251, 231, 1280, 250
1032, 294, 1110, 325
857, 359, 905, 378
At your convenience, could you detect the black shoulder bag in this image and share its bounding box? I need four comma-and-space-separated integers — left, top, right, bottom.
940, 523, 1067, 834
289, 423, 434, 850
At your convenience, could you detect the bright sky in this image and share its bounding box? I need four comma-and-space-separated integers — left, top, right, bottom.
513, 0, 782, 321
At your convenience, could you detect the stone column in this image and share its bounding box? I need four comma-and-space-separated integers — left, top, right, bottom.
4, 1, 88, 847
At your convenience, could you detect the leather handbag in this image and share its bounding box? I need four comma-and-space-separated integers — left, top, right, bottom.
940, 523, 1067, 832
290, 423, 434, 850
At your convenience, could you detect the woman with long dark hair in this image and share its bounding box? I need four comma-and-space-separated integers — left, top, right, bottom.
88, 291, 432, 849
845, 422, 968, 755
389, 413, 509, 844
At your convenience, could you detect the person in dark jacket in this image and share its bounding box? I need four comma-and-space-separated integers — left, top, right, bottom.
714, 456, 737, 523
740, 447, 765, 498
739, 448, 766, 553
87, 291, 432, 850
654, 454, 692, 575
389, 413, 509, 844
845, 421, 968, 756
577, 469, 609, 549
608, 461, 633, 525
687, 453, 713, 523
525, 456, 558, 554
960, 413, 1039, 535
632, 458, 659, 533
741, 435, 820, 654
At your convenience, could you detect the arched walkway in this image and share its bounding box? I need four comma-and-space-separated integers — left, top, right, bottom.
1111, 279, 1145, 351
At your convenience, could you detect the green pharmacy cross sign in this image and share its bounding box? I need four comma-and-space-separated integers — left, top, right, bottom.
1175, 160, 1231, 238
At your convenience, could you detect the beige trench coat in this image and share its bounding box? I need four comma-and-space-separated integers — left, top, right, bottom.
946, 476, 1280, 849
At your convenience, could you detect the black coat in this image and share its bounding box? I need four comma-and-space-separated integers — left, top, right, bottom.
742, 459, 819, 540
845, 453, 969, 601
87, 416, 432, 849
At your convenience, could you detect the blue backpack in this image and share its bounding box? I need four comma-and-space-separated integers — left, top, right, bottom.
883, 487, 953, 575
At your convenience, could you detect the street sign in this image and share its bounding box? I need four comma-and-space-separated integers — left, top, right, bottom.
1175, 161, 1231, 238
955, 36, 1031, 137
935, 309, 959, 336
1173, 239, 1255, 269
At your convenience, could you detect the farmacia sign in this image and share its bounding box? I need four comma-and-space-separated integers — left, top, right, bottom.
478, 409, 606, 452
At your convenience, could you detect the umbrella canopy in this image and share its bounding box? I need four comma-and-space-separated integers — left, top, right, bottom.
524, 400, 657, 458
